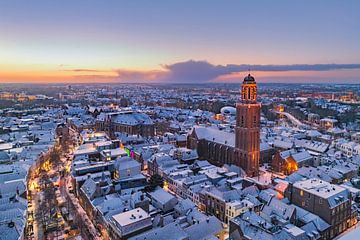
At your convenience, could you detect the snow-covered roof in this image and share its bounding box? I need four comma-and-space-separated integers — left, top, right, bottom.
111, 207, 150, 227
192, 126, 235, 147
148, 187, 176, 205
293, 178, 349, 207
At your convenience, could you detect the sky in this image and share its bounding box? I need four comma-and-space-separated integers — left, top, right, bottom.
0, 0, 360, 83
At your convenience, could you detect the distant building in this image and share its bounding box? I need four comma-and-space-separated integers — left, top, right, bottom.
275, 104, 285, 112
96, 111, 155, 138
351, 132, 360, 143
320, 118, 338, 130
308, 113, 320, 124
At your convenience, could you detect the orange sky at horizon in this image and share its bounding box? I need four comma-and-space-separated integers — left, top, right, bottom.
1, 65, 360, 84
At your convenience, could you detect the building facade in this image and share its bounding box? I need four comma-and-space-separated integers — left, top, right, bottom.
285, 178, 357, 239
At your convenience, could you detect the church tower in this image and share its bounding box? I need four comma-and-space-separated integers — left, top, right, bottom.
235, 74, 260, 177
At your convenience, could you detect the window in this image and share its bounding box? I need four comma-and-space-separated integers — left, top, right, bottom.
114, 170, 120, 179
319, 198, 323, 204
300, 190, 304, 196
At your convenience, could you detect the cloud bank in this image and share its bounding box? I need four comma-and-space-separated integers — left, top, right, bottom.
171, 61, 360, 82
113, 60, 360, 83
61, 60, 360, 83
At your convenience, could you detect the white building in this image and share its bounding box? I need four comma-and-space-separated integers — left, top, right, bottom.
225, 199, 254, 224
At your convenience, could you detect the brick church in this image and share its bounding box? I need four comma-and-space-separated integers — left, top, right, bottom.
188, 74, 261, 177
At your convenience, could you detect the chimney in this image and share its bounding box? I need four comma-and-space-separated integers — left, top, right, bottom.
8, 221, 15, 228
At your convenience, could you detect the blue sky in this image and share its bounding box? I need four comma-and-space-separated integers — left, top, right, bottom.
0, 0, 359, 83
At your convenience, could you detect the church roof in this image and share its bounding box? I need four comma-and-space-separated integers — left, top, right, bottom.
192, 126, 235, 147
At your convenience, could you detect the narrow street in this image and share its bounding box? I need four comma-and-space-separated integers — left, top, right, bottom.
25, 126, 103, 240
26, 144, 70, 240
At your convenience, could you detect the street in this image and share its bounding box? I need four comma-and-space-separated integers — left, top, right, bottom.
25, 126, 103, 240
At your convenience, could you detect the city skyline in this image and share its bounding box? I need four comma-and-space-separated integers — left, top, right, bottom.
1, 1, 360, 239
1, 0, 360, 83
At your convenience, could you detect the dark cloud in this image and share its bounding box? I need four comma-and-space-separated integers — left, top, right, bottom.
162, 60, 360, 82
65, 69, 105, 72
163, 60, 228, 83
226, 63, 360, 72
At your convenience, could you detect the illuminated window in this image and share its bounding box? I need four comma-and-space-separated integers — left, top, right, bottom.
300, 190, 304, 196
114, 170, 119, 179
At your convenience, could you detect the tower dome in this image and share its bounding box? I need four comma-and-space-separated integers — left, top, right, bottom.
243, 73, 255, 83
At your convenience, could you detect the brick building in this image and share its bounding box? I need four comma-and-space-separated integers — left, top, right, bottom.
285, 178, 357, 239
95, 111, 155, 138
